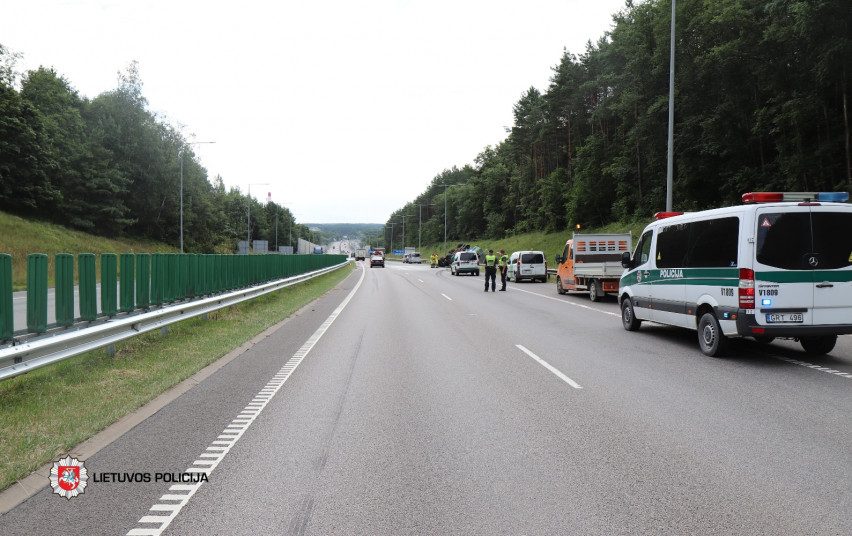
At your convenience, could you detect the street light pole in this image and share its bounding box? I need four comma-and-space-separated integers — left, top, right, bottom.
179, 140, 215, 253
246, 182, 269, 254
438, 183, 449, 247
402, 215, 407, 251
665, 0, 676, 212
417, 203, 435, 251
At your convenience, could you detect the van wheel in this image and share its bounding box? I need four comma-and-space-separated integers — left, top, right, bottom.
698, 312, 728, 357
800, 335, 837, 355
557, 277, 566, 295
589, 280, 600, 302
621, 298, 641, 331
475, 270, 480, 276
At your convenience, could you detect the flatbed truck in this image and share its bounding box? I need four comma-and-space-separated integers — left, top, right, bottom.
554, 233, 632, 301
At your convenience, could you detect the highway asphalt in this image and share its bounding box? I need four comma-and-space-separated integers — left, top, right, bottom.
11, 283, 113, 330
1, 262, 849, 535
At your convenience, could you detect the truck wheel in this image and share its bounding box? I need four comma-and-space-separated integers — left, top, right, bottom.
589, 280, 600, 302
557, 277, 566, 295
698, 312, 728, 357
621, 298, 641, 331
800, 335, 837, 355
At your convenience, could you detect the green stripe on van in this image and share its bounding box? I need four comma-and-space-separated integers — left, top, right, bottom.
621, 267, 738, 287
757, 270, 852, 283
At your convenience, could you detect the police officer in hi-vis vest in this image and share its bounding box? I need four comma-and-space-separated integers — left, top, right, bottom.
498, 249, 508, 291
484, 249, 497, 292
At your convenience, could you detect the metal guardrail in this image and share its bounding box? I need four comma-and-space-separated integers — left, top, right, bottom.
0, 260, 351, 381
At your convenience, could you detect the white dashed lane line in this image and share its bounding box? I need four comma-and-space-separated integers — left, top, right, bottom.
418, 279, 424, 283
508, 286, 619, 317
516, 344, 583, 389
441, 293, 453, 301
126, 265, 366, 536
770, 354, 852, 379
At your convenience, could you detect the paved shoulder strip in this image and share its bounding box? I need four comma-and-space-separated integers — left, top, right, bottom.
508, 286, 619, 317
126, 265, 366, 536
515, 344, 583, 389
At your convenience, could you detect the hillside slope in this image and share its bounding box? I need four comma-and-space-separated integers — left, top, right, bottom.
0, 211, 176, 288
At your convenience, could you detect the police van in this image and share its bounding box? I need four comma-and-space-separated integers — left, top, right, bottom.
618, 192, 852, 357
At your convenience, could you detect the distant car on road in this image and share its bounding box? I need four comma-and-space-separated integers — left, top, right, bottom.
450, 251, 479, 276
507, 251, 547, 282
404, 252, 422, 264
370, 251, 385, 268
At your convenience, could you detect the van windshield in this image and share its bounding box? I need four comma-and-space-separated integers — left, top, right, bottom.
459, 253, 476, 261
521, 253, 544, 263
757, 212, 852, 270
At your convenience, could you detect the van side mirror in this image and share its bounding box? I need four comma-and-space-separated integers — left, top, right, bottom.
621, 251, 633, 269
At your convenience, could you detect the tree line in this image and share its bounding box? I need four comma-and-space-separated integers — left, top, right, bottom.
386, 0, 850, 248
0, 49, 319, 252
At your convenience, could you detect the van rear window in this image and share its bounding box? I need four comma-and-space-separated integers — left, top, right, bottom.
757, 213, 812, 270
757, 212, 852, 270
459, 253, 476, 261
812, 213, 852, 269
521, 253, 544, 263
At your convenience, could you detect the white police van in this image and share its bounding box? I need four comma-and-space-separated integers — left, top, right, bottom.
618, 192, 852, 356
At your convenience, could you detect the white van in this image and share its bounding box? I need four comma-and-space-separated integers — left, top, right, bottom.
618, 192, 852, 357
507, 251, 547, 282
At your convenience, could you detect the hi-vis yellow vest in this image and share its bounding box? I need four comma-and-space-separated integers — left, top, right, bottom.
485, 254, 497, 267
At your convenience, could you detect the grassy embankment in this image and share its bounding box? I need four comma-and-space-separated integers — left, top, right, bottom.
0, 211, 176, 289
0, 262, 354, 492
414, 221, 650, 263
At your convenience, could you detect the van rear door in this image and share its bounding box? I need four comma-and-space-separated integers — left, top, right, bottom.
809, 207, 852, 325
753, 206, 814, 326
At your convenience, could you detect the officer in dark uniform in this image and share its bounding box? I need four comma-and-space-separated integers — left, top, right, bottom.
484, 249, 497, 292
498, 249, 508, 291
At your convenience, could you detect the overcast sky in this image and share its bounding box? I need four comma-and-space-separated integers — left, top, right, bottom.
2, 0, 626, 223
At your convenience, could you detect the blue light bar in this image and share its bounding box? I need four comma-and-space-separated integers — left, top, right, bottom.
817, 192, 849, 202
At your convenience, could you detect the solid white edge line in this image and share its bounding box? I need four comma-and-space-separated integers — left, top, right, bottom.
126, 264, 366, 536
515, 344, 582, 389
509, 286, 619, 317
441, 293, 453, 301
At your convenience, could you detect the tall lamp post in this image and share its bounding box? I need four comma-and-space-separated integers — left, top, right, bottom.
246, 182, 269, 254
179, 140, 215, 252
665, 0, 676, 211
437, 183, 450, 247
417, 203, 435, 251
401, 215, 407, 252
388, 222, 399, 254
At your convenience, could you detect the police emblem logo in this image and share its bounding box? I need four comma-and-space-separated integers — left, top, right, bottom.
49, 456, 88, 499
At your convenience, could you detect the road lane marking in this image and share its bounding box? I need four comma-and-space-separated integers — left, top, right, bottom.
418, 279, 424, 283
441, 293, 453, 301
127, 265, 366, 536
509, 286, 619, 317
770, 354, 852, 379
515, 344, 582, 389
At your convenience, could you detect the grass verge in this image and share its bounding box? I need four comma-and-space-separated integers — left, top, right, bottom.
0, 211, 176, 289
0, 263, 354, 492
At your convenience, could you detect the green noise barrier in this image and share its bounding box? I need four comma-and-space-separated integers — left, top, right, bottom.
2, 253, 346, 338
